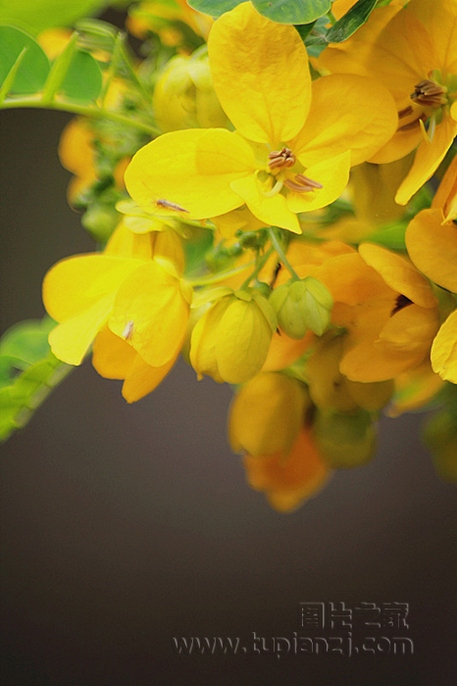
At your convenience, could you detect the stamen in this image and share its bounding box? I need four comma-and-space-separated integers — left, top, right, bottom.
284, 173, 323, 193
268, 147, 296, 171
156, 198, 189, 213
398, 113, 427, 132
398, 105, 414, 118
122, 321, 135, 340
411, 79, 447, 107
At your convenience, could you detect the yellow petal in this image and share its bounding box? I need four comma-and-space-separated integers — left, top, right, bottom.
230, 174, 301, 233
124, 128, 254, 219
395, 114, 457, 205
109, 261, 190, 367
286, 152, 351, 214
293, 74, 398, 167
358, 243, 437, 308
92, 326, 177, 402
431, 311, 457, 383
208, 1, 311, 144
319, 6, 432, 111
49, 294, 114, 365
406, 208, 457, 291
340, 341, 425, 382
243, 427, 331, 513
378, 304, 439, 353
216, 298, 272, 384
43, 254, 144, 322
190, 297, 231, 382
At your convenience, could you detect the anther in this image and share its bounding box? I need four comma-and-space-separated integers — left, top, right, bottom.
268, 147, 296, 171
411, 79, 447, 107
284, 174, 323, 193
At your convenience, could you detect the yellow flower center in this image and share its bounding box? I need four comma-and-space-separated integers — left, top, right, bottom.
264, 147, 323, 197
267, 147, 296, 171
410, 79, 448, 108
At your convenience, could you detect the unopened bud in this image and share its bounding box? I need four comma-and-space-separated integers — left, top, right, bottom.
269, 277, 333, 339
313, 409, 376, 468
153, 52, 228, 132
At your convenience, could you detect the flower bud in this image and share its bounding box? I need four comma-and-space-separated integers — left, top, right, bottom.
423, 412, 457, 483
313, 409, 377, 468
229, 372, 311, 456
153, 52, 228, 132
269, 277, 333, 339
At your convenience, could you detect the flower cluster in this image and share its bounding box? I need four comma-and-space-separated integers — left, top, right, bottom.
3, 0, 456, 510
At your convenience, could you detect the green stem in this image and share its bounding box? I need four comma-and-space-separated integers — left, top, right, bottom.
187, 260, 255, 287
1, 97, 160, 136
268, 227, 300, 280
239, 246, 274, 290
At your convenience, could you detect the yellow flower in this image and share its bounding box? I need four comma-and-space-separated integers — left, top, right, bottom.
405, 157, 457, 383
329, 245, 439, 382
125, 2, 397, 233
189, 288, 276, 384
59, 118, 129, 205
243, 427, 331, 513
43, 223, 191, 386
319, 0, 457, 204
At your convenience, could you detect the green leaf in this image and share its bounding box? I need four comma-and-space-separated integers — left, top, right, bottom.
60, 48, 103, 102
0, 319, 72, 442
0, 0, 110, 35
252, 0, 331, 24
0, 353, 71, 442
0, 318, 55, 367
187, 0, 242, 17
326, 0, 377, 43
0, 25, 50, 94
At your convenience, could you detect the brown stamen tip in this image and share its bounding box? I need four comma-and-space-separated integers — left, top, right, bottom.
411, 79, 447, 107
391, 294, 413, 316
284, 173, 323, 193
398, 105, 414, 119
268, 147, 296, 171
398, 113, 427, 132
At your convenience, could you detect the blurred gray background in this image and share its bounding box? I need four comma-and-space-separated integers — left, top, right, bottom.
1, 104, 456, 684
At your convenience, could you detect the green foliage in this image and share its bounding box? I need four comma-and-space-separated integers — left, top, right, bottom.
0, 0, 110, 35
0, 319, 71, 442
187, 0, 241, 17
252, 0, 331, 25
0, 26, 50, 95
326, 0, 378, 43
0, 25, 102, 103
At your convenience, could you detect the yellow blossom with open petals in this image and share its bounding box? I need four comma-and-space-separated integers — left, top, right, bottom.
125, 2, 397, 233
319, 0, 457, 204
43, 222, 190, 385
